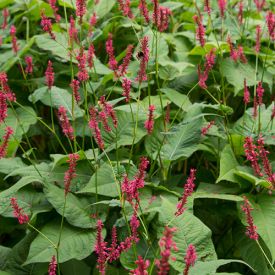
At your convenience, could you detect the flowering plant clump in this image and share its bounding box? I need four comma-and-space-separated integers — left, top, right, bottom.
0, 0, 274, 275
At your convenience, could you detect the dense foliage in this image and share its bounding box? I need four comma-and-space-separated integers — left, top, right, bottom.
0, 0, 275, 274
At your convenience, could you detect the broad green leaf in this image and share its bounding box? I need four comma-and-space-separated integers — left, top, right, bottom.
160, 117, 203, 161
0, 176, 42, 200
25, 220, 97, 264
161, 1, 184, 10
0, 158, 26, 174
101, 110, 147, 151
239, 195, 275, 264
58, 0, 76, 9
94, 0, 116, 19
216, 145, 239, 183
233, 226, 270, 275
78, 162, 122, 197
0, 0, 13, 8
189, 259, 254, 275
44, 182, 96, 228
60, 259, 91, 275
160, 88, 192, 109
29, 86, 84, 119
154, 197, 217, 272
0, 107, 37, 141
0, 245, 11, 270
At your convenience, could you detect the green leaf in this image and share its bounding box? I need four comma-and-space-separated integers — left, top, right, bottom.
216, 145, 239, 183
60, 259, 91, 275
94, 0, 116, 19
0, 245, 11, 270
189, 259, 254, 275
78, 162, 122, 197
25, 219, 97, 264
160, 117, 203, 161
154, 196, 217, 272
160, 88, 192, 110
57, 0, 76, 9
29, 86, 84, 119
44, 182, 96, 228
0, 158, 26, 175
101, 110, 147, 151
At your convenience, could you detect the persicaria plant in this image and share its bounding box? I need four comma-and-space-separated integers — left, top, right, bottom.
0, 0, 274, 275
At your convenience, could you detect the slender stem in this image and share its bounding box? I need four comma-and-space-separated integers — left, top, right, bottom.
256, 240, 275, 272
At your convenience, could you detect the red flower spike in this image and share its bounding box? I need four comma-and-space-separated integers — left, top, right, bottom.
122, 78, 131, 102
76, 0, 87, 24
10, 25, 19, 54
241, 196, 258, 240
0, 126, 13, 158
70, 79, 81, 103
89, 107, 104, 150
25, 56, 33, 74
48, 255, 57, 275
130, 256, 150, 275
87, 44, 95, 69
69, 16, 78, 46
48, 0, 61, 22
175, 169, 196, 216
193, 15, 205, 47
139, 0, 150, 24
157, 7, 172, 32
45, 60, 54, 89
184, 244, 197, 275
144, 105, 156, 134
243, 79, 250, 104
256, 81, 264, 105
136, 36, 149, 83
255, 25, 261, 53
254, 0, 265, 12
76, 48, 89, 82
57, 106, 74, 140
118, 44, 134, 77
266, 11, 275, 40
106, 33, 118, 72
218, 0, 227, 18
204, 0, 211, 15
156, 227, 178, 275
238, 0, 243, 24
201, 120, 215, 136
2, 8, 9, 30
10, 197, 29, 224
40, 11, 55, 40
64, 153, 79, 195
0, 92, 8, 124
117, 0, 133, 18
244, 136, 263, 177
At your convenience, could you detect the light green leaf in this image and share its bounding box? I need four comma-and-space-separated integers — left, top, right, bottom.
94, 0, 116, 19
154, 197, 217, 272
29, 86, 84, 119
160, 88, 191, 109
78, 162, 122, 197
25, 220, 97, 264
160, 117, 203, 161
44, 183, 95, 228
0, 158, 26, 174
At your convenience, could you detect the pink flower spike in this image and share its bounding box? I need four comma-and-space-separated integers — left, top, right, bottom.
57, 106, 74, 140
2, 8, 9, 30
193, 15, 205, 47
238, 0, 243, 24
10, 197, 29, 224
88, 107, 104, 150
10, 25, 19, 54
157, 6, 172, 32
118, 44, 134, 77
76, 48, 89, 82
254, 0, 265, 12
256, 81, 264, 105
0, 92, 8, 124
0, 126, 13, 158
45, 60, 54, 89
48, 255, 57, 275
238, 46, 247, 63
25, 56, 33, 74
218, 0, 227, 18
175, 169, 196, 216
99, 96, 118, 128
95, 220, 108, 275
136, 36, 149, 83
144, 105, 156, 134
48, 0, 61, 22
184, 244, 197, 275
152, 0, 160, 27
76, 0, 87, 24
122, 78, 131, 102
117, 0, 133, 18
40, 11, 55, 40
243, 79, 250, 104
204, 0, 211, 15
139, 0, 150, 24
241, 196, 258, 240
64, 153, 79, 195
266, 11, 275, 40
205, 48, 216, 72
244, 136, 262, 177
106, 33, 118, 72
87, 44, 95, 68
130, 255, 150, 275
70, 79, 81, 103
69, 16, 78, 46
156, 227, 178, 275
198, 66, 208, 89
255, 25, 261, 53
